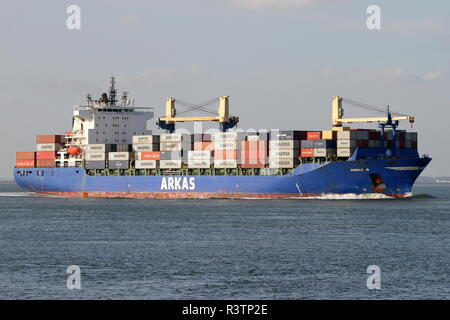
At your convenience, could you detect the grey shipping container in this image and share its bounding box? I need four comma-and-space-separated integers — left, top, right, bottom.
270, 130, 306, 140
85, 161, 106, 170
108, 160, 129, 169
313, 140, 337, 148
300, 140, 315, 148
160, 151, 183, 160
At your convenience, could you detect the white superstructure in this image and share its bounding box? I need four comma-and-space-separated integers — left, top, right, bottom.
66, 77, 154, 147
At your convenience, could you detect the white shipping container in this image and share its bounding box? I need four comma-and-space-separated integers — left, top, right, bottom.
160, 160, 182, 169
132, 144, 158, 152
36, 143, 60, 151
135, 160, 157, 169
337, 140, 357, 148
269, 149, 296, 158
84, 144, 109, 153
188, 159, 211, 168
108, 152, 132, 160
314, 148, 336, 157
268, 158, 296, 168
132, 135, 157, 145
337, 131, 357, 140
337, 148, 355, 157
85, 152, 106, 161
188, 150, 212, 160
160, 133, 182, 143
214, 141, 237, 150
160, 142, 182, 151
247, 135, 259, 141
269, 140, 299, 150
214, 159, 237, 168
212, 132, 237, 141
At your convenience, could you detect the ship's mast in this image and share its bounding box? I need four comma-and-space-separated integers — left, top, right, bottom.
108, 77, 118, 106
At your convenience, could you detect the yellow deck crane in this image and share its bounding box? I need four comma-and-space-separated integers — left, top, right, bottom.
332, 96, 414, 127
331, 96, 415, 157
157, 95, 239, 133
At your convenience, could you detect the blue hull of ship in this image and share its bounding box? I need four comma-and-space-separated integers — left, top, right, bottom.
14, 150, 431, 198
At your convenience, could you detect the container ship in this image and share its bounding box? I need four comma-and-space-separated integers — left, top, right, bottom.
14, 78, 431, 198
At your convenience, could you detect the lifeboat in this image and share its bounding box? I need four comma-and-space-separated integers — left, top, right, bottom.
67, 146, 81, 155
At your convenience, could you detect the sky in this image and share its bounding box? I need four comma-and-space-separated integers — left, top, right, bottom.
1, 0, 449, 178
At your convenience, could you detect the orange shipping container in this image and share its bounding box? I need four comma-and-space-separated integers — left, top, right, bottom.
36, 151, 57, 160
36, 135, 64, 144
36, 160, 56, 168
15, 160, 35, 168
194, 142, 214, 151
140, 151, 161, 160
16, 152, 35, 160
300, 148, 314, 157
214, 150, 237, 160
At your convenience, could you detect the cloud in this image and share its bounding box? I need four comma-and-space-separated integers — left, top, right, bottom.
233, 0, 320, 9
119, 15, 140, 25
421, 70, 444, 81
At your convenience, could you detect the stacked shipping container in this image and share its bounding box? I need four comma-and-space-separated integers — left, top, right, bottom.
133, 135, 160, 169
35, 135, 64, 167
268, 131, 303, 168
18, 130, 419, 171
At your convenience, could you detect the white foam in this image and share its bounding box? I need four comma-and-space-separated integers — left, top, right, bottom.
305, 193, 405, 200
216, 193, 412, 200
0, 192, 39, 197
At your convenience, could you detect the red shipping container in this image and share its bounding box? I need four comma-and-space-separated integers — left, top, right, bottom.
16, 152, 35, 160
36, 160, 56, 168
36, 151, 57, 160
412, 141, 417, 148
300, 148, 314, 157
241, 149, 267, 159
194, 142, 214, 151
241, 141, 267, 150
307, 131, 321, 140
398, 140, 406, 148
15, 160, 35, 168
140, 151, 160, 160
36, 135, 64, 144
214, 150, 237, 160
